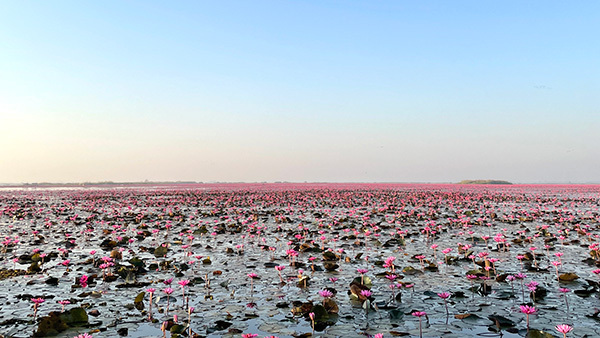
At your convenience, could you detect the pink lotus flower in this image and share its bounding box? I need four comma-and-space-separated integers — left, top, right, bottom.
319, 290, 334, 298
163, 287, 174, 315
412, 311, 426, 337
383, 256, 396, 271
360, 290, 372, 298
385, 274, 397, 281
555, 324, 573, 337
31, 298, 45, 320
520, 305, 536, 329
73, 334, 93, 338
275, 265, 285, 283
438, 292, 451, 315
437, 292, 451, 299
357, 268, 368, 284
79, 275, 89, 288
58, 300, 70, 312
178, 279, 190, 308
248, 272, 258, 293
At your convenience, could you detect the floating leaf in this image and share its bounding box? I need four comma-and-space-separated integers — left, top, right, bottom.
402, 266, 422, 275
323, 251, 339, 261
388, 309, 404, 320
526, 329, 554, 338
559, 272, 579, 282
488, 314, 515, 328
323, 262, 339, 271
389, 331, 410, 336
134, 292, 145, 311
323, 298, 339, 314
312, 304, 329, 321
153, 245, 168, 258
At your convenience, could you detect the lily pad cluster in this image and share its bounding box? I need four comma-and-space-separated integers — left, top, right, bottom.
0, 183, 599, 337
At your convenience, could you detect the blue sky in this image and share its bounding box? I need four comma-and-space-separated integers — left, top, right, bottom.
1, 1, 598, 183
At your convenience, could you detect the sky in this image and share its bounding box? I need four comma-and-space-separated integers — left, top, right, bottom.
1, 1, 599, 184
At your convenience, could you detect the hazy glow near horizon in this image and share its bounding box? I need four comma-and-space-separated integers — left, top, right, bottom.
1, 1, 599, 184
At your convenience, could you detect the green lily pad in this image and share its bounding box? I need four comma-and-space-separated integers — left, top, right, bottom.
60, 307, 88, 326
154, 245, 168, 258
402, 266, 423, 275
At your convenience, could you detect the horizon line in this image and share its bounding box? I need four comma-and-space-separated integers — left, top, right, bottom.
1, 180, 600, 187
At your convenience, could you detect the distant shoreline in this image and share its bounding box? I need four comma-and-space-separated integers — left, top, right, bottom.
457, 180, 513, 185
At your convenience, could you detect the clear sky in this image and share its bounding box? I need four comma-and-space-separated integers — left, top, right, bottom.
1, 1, 598, 184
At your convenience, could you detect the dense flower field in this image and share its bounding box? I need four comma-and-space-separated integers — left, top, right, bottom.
1, 183, 599, 337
